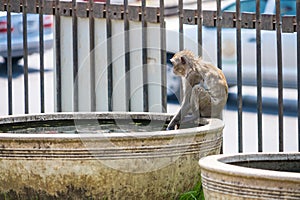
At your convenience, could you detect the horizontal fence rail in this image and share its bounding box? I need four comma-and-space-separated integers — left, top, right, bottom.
0, 1, 297, 32
0, 0, 298, 153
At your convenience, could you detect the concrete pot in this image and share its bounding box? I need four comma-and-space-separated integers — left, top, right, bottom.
0, 112, 224, 199
199, 153, 300, 200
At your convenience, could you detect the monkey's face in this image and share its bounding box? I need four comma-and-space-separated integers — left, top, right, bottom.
170, 57, 187, 77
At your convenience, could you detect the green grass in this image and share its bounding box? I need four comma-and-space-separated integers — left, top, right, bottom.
179, 180, 205, 200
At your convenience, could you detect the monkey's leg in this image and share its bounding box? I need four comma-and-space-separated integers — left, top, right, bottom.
181, 114, 209, 126
190, 85, 212, 118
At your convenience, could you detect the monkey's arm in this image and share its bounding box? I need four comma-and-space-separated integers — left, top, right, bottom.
166, 89, 192, 130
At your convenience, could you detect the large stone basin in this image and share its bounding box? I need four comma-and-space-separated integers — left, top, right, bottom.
199, 153, 300, 200
0, 112, 224, 199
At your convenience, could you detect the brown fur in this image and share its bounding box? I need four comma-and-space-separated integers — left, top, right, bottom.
167, 50, 228, 130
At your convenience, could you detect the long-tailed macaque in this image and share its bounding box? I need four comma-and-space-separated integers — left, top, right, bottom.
167, 50, 228, 130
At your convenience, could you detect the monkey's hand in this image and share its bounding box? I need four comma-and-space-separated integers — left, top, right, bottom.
166, 120, 180, 130
166, 123, 176, 130
166, 124, 179, 130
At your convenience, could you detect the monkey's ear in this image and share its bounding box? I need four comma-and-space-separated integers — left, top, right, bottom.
181, 56, 186, 65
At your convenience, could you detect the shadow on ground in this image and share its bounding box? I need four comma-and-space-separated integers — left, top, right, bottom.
167, 92, 297, 117
226, 92, 297, 117
0, 62, 52, 79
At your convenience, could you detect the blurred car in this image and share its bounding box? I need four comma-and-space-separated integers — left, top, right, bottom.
0, 12, 53, 65
166, 0, 297, 98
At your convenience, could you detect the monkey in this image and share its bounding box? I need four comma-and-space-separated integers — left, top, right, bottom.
166, 49, 228, 130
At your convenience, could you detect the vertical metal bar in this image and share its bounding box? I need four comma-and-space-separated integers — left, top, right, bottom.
216, 0, 224, 153
178, 0, 184, 103
216, 0, 222, 69
160, 0, 166, 112
236, 0, 243, 153
89, 0, 96, 111
276, 0, 284, 152
256, 0, 263, 152
55, 0, 62, 112
197, 0, 203, 57
39, 0, 45, 113
7, 0, 12, 115
297, 0, 300, 152
106, 0, 113, 111
23, 0, 29, 114
72, 0, 78, 112
142, 0, 148, 112
178, 0, 183, 50
124, 0, 130, 111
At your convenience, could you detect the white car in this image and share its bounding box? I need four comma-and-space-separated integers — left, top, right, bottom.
0, 13, 53, 65
166, 0, 297, 98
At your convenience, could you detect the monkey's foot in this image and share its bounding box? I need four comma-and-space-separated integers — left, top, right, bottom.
195, 118, 209, 126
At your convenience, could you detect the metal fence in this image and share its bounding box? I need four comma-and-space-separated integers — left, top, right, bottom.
0, 0, 299, 153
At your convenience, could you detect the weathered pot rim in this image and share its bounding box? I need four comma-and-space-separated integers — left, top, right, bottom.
199, 152, 300, 182
0, 112, 224, 139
